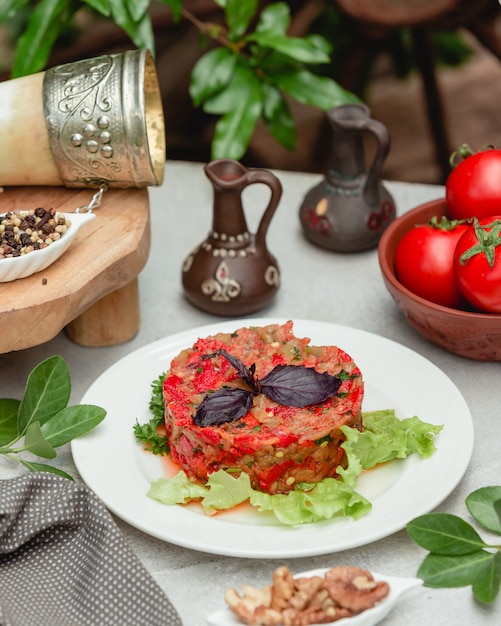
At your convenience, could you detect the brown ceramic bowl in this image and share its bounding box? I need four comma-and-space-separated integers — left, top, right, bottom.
378, 198, 501, 361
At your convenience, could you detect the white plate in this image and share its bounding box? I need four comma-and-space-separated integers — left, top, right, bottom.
0, 211, 95, 282
71, 319, 474, 558
206, 569, 423, 626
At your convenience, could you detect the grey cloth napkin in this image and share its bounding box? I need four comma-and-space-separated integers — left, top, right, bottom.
0, 472, 183, 626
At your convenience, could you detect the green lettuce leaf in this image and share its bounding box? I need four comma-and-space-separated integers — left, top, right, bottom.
148, 468, 370, 525
339, 410, 443, 485
202, 470, 252, 513
148, 470, 208, 504
146, 410, 443, 525
148, 469, 251, 515
250, 478, 371, 525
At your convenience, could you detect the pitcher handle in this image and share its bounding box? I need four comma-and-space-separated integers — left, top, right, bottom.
245, 169, 283, 246
362, 117, 391, 206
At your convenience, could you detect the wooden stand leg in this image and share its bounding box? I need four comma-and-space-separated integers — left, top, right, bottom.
65, 279, 140, 347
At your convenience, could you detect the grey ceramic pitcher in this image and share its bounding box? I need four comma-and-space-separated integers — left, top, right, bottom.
299, 103, 395, 252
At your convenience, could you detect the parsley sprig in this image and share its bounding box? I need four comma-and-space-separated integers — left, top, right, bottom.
133, 373, 169, 455
407, 486, 501, 604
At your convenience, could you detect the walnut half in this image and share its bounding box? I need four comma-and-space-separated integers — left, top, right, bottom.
225, 584, 282, 625
224, 565, 390, 625
323, 566, 390, 612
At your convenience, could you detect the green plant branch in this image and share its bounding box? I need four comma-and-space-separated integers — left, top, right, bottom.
407, 486, 501, 604
0, 0, 359, 159
0, 355, 106, 480
180, 7, 236, 50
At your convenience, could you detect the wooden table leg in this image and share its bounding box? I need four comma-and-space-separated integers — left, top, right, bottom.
411, 26, 452, 183
65, 279, 140, 347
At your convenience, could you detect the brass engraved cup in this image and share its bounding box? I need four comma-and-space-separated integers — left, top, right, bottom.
0, 49, 165, 188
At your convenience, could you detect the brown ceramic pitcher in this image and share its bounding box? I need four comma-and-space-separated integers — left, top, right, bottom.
182, 159, 282, 316
299, 103, 395, 252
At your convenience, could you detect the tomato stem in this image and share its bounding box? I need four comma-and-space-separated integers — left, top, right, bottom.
428, 215, 467, 231
459, 218, 501, 268
449, 143, 496, 168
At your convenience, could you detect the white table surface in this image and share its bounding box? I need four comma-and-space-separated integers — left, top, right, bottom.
1, 160, 500, 626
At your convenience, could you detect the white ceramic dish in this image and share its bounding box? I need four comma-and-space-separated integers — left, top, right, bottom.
0, 211, 95, 282
206, 569, 423, 626
71, 318, 474, 558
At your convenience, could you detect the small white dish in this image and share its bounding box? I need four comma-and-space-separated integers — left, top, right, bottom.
0, 211, 96, 282
206, 569, 423, 626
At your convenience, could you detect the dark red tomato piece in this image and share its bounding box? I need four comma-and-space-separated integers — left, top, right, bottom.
453, 216, 501, 313
394, 217, 468, 308
446, 147, 501, 220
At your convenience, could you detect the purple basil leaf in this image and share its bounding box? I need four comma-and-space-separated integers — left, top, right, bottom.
217, 350, 260, 392
193, 388, 255, 426
260, 364, 342, 407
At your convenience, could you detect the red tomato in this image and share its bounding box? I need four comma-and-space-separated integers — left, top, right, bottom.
446, 147, 501, 220
453, 216, 501, 313
394, 217, 468, 307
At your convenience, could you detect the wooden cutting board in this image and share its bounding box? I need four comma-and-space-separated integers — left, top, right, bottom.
0, 185, 150, 353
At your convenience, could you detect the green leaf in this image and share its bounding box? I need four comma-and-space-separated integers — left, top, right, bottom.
203, 61, 262, 160
11, 0, 74, 77
41, 404, 106, 448
496, 500, 501, 531
0, 0, 29, 22
261, 83, 295, 151
148, 469, 371, 525
108, 0, 155, 51
339, 410, 443, 486
17, 356, 71, 435
407, 513, 488, 556
210, 64, 262, 160
418, 551, 495, 588
250, 477, 371, 525
212, 105, 260, 160
256, 2, 290, 35
225, 0, 258, 37
203, 84, 240, 115
270, 67, 360, 110
360, 411, 443, 461
124, 0, 150, 22
1, 356, 106, 480
82, 0, 111, 16
247, 32, 331, 64
305, 33, 333, 58
157, 0, 183, 22
189, 47, 237, 106
131, 11, 155, 52
466, 486, 501, 534
108, 0, 132, 25
23, 421, 57, 459
473, 551, 501, 604
0, 398, 21, 445
202, 469, 252, 514
17, 458, 74, 480
148, 470, 209, 505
